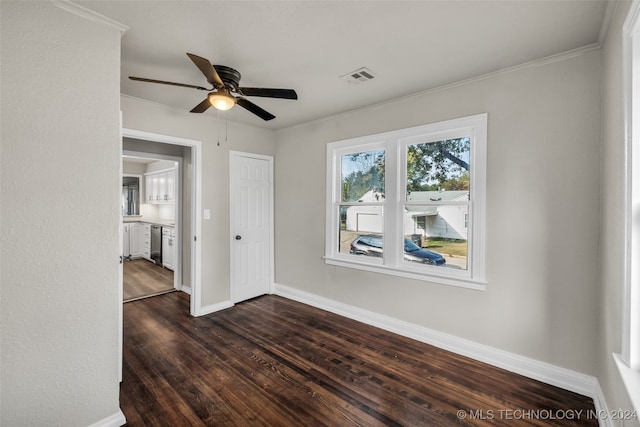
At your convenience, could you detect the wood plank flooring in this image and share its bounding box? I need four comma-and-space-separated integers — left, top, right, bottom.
120, 292, 597, 426
123, 259, 174, 302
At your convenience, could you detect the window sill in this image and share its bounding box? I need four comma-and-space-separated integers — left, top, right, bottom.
324, 256, 486, 291
613, 353, 640, 414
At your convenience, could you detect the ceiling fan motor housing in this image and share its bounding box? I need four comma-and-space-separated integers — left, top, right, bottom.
213, 65, 241, 91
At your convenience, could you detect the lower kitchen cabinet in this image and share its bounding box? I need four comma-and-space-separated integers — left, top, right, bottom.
141, 224, 151, 261
129, 223, 141, 257
124, 222, 174, 268
123, 222, 151, 261
162, 226, 176, 270
122, 223, 130, 258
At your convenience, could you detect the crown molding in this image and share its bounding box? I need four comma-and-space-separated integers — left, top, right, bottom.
53, 0, 128, 34
598, 1, 618, 46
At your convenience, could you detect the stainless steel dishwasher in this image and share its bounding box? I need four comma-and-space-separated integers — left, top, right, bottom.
150, 225, 162, 265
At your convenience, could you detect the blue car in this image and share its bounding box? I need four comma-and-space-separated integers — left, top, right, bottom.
349, 234, 446, 266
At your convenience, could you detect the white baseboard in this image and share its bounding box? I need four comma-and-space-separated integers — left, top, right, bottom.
194, 299, 233, 316
273, 283, 607, 420
591, 380, 613, 427
180, 285, 192, 295
87, 409, 126, 427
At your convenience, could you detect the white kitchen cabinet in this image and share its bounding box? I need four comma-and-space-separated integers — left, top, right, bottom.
144, 168, 176, 204
145, 175, 153, 203
156, 173, 166, 202
122, 223, 130, 258
165, 169, 175, 203
128, 223, 142, 257
145, 173, 159, 203
162, 226, 175, 270
141, 223, 151, 261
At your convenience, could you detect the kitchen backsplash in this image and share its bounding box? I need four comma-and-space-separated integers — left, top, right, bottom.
139, 202, 175, 221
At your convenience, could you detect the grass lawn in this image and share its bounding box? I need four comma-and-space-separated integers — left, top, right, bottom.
422, 237, 467, 257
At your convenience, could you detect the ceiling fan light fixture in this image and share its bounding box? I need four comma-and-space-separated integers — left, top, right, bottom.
208, 89, 236, 111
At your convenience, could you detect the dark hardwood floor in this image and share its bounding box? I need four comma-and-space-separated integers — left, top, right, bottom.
120, 292, 597, 426
123, 259, 174, 302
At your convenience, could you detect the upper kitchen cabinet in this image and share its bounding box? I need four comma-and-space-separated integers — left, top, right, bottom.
145, 173, 156, 203
166, 169, 175, 202
145, 167, 176, 204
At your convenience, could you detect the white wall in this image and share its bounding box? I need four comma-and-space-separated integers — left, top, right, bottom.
598, 0, 636, 418
1, 2, 124, 425
120, 96, 276, 306
275, 50, 601, 375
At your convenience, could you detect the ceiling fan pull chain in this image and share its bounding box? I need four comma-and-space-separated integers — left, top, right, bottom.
217, 109, 221, 146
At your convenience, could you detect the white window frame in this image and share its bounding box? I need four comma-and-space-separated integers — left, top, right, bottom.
325, 113, 487, 290
616, 0, 640, 414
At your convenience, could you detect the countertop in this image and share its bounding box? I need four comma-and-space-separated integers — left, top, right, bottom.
123, 217, 175, 227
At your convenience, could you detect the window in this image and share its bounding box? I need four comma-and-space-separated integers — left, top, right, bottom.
403, 136, 471, 271
619, 5, 640, 409
325, 114, 487, 289
338, 148, 385, 257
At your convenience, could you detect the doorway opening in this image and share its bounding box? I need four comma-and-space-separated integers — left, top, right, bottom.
122, 153, 180, 302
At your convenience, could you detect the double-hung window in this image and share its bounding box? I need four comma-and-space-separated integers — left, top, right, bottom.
325, 113, 487, 289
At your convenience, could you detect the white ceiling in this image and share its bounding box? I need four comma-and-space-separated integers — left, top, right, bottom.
122, 156, 157, 165
79, 0, 611, 130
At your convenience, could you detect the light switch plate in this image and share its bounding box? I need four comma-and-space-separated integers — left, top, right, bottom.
203, 209, 211, 220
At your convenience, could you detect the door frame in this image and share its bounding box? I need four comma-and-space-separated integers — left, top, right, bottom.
121, 128, 203, 316
229, 150, 275, 303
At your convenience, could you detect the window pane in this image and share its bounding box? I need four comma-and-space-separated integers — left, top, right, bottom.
403, 204, 468, 270
406, 138, 470, 199
339, 205, 384, 258
341, 149, 385, 202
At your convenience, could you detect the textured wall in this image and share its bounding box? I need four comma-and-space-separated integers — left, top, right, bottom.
275, 50, 602, 375
1, 2, 123, 425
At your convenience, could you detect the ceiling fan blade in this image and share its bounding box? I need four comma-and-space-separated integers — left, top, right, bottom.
190, 97, 211, 113
238, 87, 298, 99
186, 53, 224, 87
237, 98, 275, 121
129, 76, 210, 91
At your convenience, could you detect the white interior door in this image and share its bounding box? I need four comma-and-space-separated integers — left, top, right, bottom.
230, 152, 273, 303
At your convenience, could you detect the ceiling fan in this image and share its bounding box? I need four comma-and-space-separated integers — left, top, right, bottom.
129, 53, 298, 121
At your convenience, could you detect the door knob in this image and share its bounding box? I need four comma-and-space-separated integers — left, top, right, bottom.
235, 235, 242, 240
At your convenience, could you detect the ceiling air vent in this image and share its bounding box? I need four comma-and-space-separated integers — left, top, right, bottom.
340, 67, 377, 85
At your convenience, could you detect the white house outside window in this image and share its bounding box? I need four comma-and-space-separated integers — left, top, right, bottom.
325, 114, 487, 289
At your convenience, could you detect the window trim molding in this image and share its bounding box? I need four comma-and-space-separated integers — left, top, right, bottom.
325, 113, 487, 290
616, 0, 640, 415
623, 0, 640, 372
